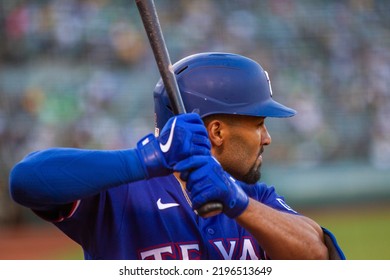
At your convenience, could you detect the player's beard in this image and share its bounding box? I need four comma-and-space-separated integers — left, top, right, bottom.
241, 150, 263, 184
241, 160, 261, 184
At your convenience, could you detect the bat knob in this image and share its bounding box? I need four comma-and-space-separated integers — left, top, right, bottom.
197, 202, 223, 218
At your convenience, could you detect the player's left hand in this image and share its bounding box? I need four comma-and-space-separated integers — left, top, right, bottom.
175, 156, 249, 218
136, 113, 211, 178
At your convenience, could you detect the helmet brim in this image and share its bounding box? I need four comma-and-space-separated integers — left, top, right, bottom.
213, 98, 296, 119
256, 98, 296, 118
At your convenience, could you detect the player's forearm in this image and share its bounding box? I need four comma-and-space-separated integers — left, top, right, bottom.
9, 148, 147, 208
236, 198, 329, 260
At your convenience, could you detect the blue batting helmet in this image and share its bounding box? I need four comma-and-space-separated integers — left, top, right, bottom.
154, 52, 296, 134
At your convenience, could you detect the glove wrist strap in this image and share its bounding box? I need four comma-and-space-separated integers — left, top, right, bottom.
136, 134, 171, 178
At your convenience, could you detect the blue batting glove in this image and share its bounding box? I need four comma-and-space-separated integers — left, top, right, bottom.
176, 156, 249, 218
136, 113, 211, 178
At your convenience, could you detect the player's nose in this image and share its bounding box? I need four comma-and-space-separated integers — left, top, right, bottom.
262, 125, 272, 146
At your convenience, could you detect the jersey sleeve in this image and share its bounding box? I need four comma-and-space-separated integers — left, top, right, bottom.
322, 227, 346, 260
32, 201, 80, 223
242, 182, 300, 215
52, 184, 130, 258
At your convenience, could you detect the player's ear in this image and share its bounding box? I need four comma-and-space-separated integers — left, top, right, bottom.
206, 120, 224, 147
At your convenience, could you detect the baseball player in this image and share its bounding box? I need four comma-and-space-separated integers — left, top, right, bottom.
9, 52, 345, 260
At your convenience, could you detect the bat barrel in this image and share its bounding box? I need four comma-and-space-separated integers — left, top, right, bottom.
135, 0, 186, 115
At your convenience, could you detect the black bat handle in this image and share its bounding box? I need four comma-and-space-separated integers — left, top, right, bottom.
135, 0, 223, 217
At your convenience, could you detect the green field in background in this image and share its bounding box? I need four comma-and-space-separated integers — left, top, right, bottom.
307, 203, 390, 260
58, 203, 390, 260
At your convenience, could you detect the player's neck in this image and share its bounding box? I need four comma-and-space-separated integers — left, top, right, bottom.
173, 172, 186, 191
173, 172, 193, 208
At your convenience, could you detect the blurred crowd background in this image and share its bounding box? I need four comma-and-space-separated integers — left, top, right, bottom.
1, 0, 390, 225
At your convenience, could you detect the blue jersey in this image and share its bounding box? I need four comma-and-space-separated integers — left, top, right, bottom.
10, 148, 345, 260
54, 175, 298, 260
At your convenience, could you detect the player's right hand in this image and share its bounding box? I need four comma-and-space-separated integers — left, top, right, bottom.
175, 155, 249, 218
136, 113, 211, 178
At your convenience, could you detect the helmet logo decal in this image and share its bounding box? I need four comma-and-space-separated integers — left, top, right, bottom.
264, 71, 273, 97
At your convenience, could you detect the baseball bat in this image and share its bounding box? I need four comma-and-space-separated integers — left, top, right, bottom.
135, 0, 223, 218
